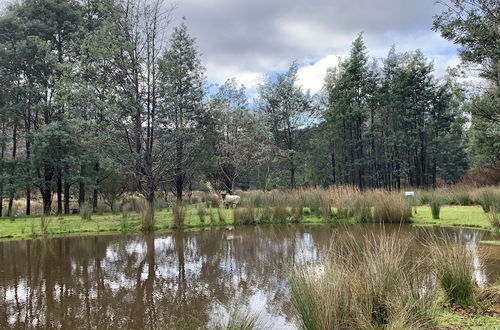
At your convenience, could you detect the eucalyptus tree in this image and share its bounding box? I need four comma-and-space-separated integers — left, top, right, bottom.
434, 0, 500, 169
209, 79, 272, 193
158, 22, 205, 202
259, 62, 315, 189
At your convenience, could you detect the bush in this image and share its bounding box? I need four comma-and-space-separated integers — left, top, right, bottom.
487, 206, 500, 228
80, 203, 93, 221
428, 236, 476, 307
373, 194, 412, 223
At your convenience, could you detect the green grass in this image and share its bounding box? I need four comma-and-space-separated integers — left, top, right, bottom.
0, 205, 495, 242
480, 240, 500, 246
412, 205, 491, 230
436, 310, 500, 329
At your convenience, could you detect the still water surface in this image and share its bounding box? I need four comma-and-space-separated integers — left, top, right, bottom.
1, 224, 499, 329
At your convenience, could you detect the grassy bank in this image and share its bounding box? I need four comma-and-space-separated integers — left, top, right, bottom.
0, 204, 495, 241
1, 185, 499, 241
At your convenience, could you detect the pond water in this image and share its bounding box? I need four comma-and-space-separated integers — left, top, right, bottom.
0, 224, 499, 329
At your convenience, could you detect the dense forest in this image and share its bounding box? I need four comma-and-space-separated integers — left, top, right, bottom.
0, 0, 498, 222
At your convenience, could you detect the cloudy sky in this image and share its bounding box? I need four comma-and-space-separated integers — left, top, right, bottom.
0, 0, 460, 96
170, 0, 459, 95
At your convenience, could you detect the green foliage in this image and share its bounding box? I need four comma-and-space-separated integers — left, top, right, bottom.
476, 189, 500, 213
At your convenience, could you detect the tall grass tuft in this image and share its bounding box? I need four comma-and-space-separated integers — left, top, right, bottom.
172, 202, 186, 229
351, 195, 373, 223
487, 206, 500, 228
233, 207, 256, 225
213, 309, 261, 330
373, 194, 412, 223
291, 232, 436, 329
197, 205, 207, 224
291, 196, 303, 223
211, 194, 221, 208
429, 194, 446, 220
475, 189, 500, 213
80, 202, 93, 221
217, 207, 226, 224
427, 236, 477, 307
272, 199, 288, 224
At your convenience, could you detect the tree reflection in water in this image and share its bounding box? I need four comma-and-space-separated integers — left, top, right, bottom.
0, 225, 499, 329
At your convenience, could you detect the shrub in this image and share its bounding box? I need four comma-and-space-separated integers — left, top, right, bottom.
172, 202, 186, 229
291, 232, 436, 329
80, 203, 93, 221
373, 194, 412, 223
428, 236, 476, 307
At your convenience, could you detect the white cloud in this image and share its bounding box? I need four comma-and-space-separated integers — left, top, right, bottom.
297, 54, 344, 93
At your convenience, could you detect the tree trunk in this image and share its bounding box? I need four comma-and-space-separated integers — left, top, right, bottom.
141, 192, 155, 232
7, 123, 18, 217
57, 169, 62, 215
79, 166, 85, 207
64, 179, 70, 214
93, 162, 99, 212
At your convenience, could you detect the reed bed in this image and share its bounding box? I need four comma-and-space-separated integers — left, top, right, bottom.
291, 232, 436, 329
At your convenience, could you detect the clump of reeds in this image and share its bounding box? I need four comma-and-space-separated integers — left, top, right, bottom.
335, 198, 353, 219
427, 235, 477, 307
233, 206, 256, 225
373, 194, 412, 223
476, 189, 500, 213
291, 232, 436, 329
217, 208, 226, 224
197, 205, 207, 224
272, 199, 288, 224
211, 194, 221, 208
351, 194, 373, 223
80, 202, 93, 221
259, 207, 273, 224
213, 309, 262, 330
487, 205, 500, 228
172, 202, 186, 229
291, 196, 304, 223
429, 194, 446, 220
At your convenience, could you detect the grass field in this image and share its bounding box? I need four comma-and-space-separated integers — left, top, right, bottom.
0, 204, 496, 241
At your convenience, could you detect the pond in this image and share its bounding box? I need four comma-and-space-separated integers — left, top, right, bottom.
0, 224, 499, 329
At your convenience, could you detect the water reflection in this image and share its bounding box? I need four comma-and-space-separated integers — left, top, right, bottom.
0, 225, 499, 329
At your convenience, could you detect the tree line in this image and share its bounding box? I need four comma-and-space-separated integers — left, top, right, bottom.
0, 0, 497, 225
